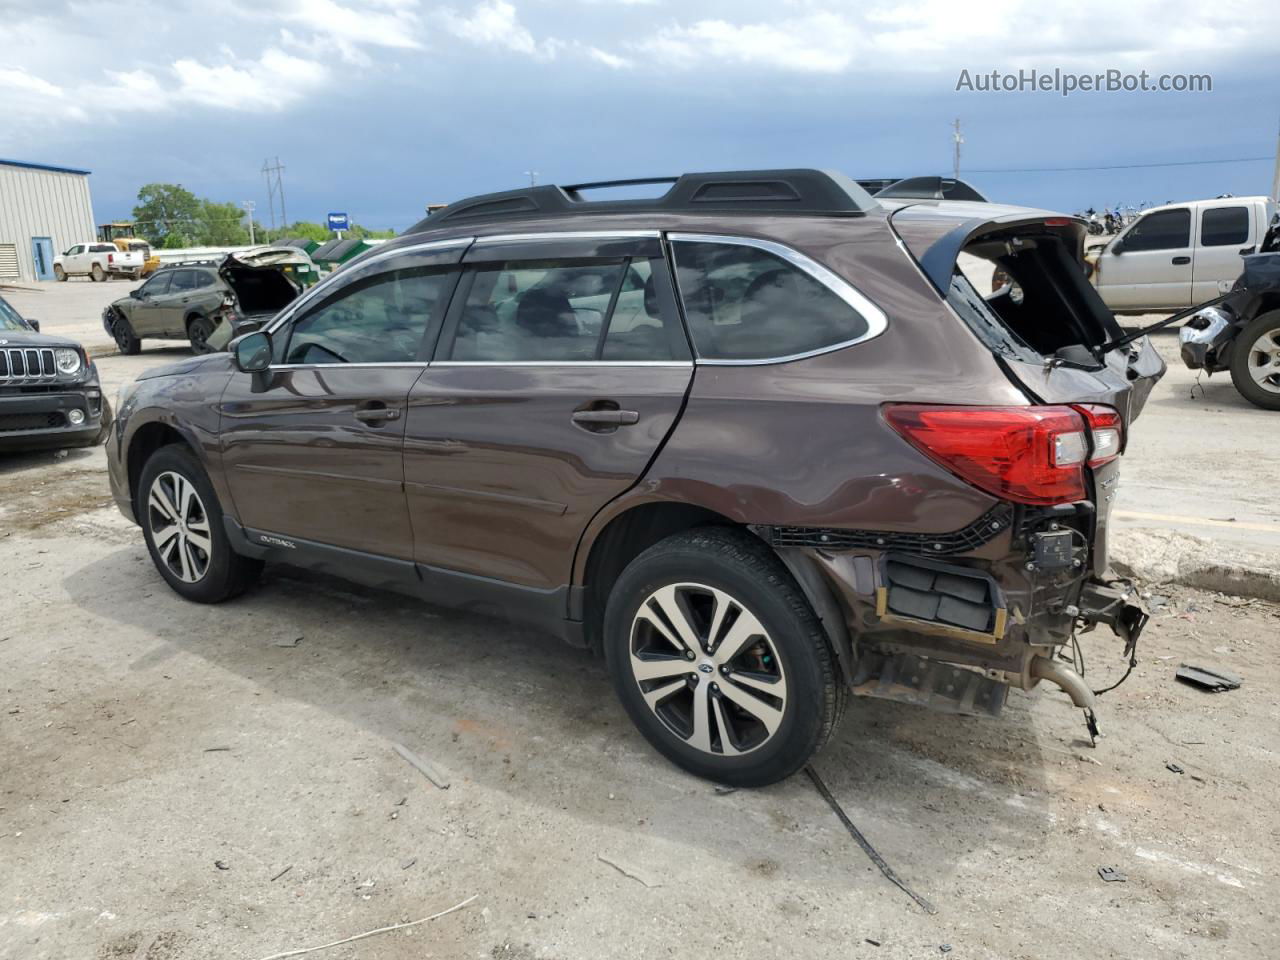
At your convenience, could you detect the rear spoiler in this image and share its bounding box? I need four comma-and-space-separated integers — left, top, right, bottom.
856, 177, 988, 202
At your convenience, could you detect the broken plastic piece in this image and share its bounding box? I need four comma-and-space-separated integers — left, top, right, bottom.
1085, 708, 1100, 746
1175, 664, 1242, 693
1097, 866, 1127, 883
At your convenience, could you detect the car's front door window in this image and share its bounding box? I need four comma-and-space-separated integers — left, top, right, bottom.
283, 267, 455, 365
1120, 209, 1190, 252
141, 274, 172, 298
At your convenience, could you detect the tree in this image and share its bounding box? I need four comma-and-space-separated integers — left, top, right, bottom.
133, 183, 201, 247
198, 200, 251, 246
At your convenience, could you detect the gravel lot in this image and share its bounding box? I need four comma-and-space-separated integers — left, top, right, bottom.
2, 281, 1278, 959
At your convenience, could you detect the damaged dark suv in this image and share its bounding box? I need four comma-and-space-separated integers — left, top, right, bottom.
106, 170, 1163, 786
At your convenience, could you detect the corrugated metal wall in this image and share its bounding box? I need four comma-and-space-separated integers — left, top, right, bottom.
0, 163, 97, 284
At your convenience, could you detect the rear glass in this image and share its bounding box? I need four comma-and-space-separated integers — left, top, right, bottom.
671, 240, 871, 360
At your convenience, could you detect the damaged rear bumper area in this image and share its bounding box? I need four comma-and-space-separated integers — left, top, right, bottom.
758, 507, 1149, 738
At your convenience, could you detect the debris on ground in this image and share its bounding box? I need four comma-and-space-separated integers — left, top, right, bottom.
1097, 866, 1127, 883
597, 854, 661, 888
865, 939, 882, 947
215, 860, 230, 871
805, 766, 937, 915
270, 865, 292, 882
250, 894, 477, 960
401, 858, 416, 870
392, 742, 450, 790
273, 636, 303, 648
204, 746, 232, 752
1166, 762, 1185, 774
713, 784, 737, 795
1175, 664, 1242, 692
940, 946, 953, 954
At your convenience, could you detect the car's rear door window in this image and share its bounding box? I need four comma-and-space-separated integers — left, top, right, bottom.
670, 237, 877, 361
1200, 206, 1250, 247
284, 267, 454, 365
169, 270, 200, 292
447, 257, 688, 362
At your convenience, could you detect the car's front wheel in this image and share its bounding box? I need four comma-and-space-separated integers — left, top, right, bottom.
138, 444, 262, 603
603, 527, 845, 786
1229, 311, 1280, 411
54, 265, 66, 282
110, 311, 141, 355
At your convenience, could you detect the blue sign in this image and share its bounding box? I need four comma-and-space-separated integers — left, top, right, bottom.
327, 212, 349, 230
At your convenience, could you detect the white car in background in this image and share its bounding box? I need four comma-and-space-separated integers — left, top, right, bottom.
1087, 196, 1278, 313
53, 242, 145, 282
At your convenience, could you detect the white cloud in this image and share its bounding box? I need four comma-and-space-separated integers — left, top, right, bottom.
633, 1, 1280, 73
586, 46, 632, 69
439, 0, 563, 59
171, 48, 329, 110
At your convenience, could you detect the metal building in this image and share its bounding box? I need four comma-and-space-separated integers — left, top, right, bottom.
0, 158, 96, 284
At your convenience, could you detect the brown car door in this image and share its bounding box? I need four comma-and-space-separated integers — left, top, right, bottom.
403, 233, 693, 596
218, 242, 467, 562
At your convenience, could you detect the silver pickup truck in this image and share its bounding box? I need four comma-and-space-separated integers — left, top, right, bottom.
53, 242, 145, 282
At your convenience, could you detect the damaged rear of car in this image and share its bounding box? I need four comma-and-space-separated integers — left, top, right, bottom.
756, 202, 1164, 743
206, 249, 308, 352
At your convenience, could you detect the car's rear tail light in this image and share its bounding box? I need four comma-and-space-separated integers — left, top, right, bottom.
107, 253, 115, 265
883, 404, 1089, 506
1073, 404, 1124, 466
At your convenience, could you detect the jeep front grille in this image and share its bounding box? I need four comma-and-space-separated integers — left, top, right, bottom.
0, 348, 56, 381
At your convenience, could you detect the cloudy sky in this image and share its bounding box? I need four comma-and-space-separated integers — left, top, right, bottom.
2, 0, 1277, 230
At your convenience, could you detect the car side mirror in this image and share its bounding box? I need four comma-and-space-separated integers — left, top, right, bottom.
230, 330, 272, 373
130, 289, 143, 299
1110, 239, 1125, 255
26, 319, 40, 332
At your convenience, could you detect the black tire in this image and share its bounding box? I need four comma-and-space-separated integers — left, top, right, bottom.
54, 265, 66, 282
603, 527, 845, 786
111, 311, 141, 355
187, 314, 213, 354
137, 444, 262, 603
1228, 311, 1280, 411
91, 263, 105, 282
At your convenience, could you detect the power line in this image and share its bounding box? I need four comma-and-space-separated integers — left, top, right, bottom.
966, 155, 1272, 174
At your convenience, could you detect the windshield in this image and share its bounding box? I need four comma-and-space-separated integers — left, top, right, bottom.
0, 296, 31, 331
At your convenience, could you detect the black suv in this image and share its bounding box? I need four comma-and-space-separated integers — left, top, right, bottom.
0, 294, 110, 451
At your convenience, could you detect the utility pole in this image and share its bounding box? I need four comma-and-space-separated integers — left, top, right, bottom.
1271, 115, 1280, 201
262, 157, 287, 240
242, 200, 256, 245
524, 170, 539, 187
952, 118, 964, 180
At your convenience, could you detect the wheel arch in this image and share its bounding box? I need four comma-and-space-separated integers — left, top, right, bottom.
574, 498, 854, 683
126, 419, 204, 518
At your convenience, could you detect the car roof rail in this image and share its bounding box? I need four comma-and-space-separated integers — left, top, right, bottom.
409, 168, 879, 232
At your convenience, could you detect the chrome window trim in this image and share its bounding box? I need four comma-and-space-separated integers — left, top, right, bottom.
666, 232, 889, 366
264, 237, 475, 336
430, 360, 693, 368
473, 230, 661, 245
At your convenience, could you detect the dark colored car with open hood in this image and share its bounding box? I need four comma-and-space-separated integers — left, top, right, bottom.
106, 169, 1164, 786
103, 249, 306, 355
1, 294, 111, 451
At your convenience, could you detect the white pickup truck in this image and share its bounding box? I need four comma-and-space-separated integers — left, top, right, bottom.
1087, 196, 1278, 314
53, 242, 145, 282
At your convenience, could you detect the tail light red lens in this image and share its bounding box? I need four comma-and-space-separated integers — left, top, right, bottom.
883, 404, 1090, 505
1073, 404, 1124, 466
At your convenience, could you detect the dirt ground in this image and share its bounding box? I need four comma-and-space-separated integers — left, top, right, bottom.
2, 427, 1278, 959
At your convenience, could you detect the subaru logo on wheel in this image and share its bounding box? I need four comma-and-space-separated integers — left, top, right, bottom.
698, 663, 714, 674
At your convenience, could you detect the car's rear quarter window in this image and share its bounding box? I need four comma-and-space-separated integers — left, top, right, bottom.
671, 239, 872, 361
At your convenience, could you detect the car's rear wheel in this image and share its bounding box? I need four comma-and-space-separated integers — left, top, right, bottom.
1229, 311, 1280, 411
138, 445, 262, 603
187, 315, 213, 354
91, 263, 105, 282
111, 311, 141, 355
603, 527, 845, 786
54, 265, 66, 282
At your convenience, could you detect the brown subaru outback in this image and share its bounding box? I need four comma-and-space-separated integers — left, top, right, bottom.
107, 170, 1163, 786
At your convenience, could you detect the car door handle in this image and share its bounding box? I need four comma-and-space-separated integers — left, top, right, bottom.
1171, 256, 1191, 265
354, 407, 401, 424
572, 409, 639, 426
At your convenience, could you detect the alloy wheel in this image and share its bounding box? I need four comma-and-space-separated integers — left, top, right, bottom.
628, 582, 788, 756
147, 471, 212, 583
1245, 326, 1280, 395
